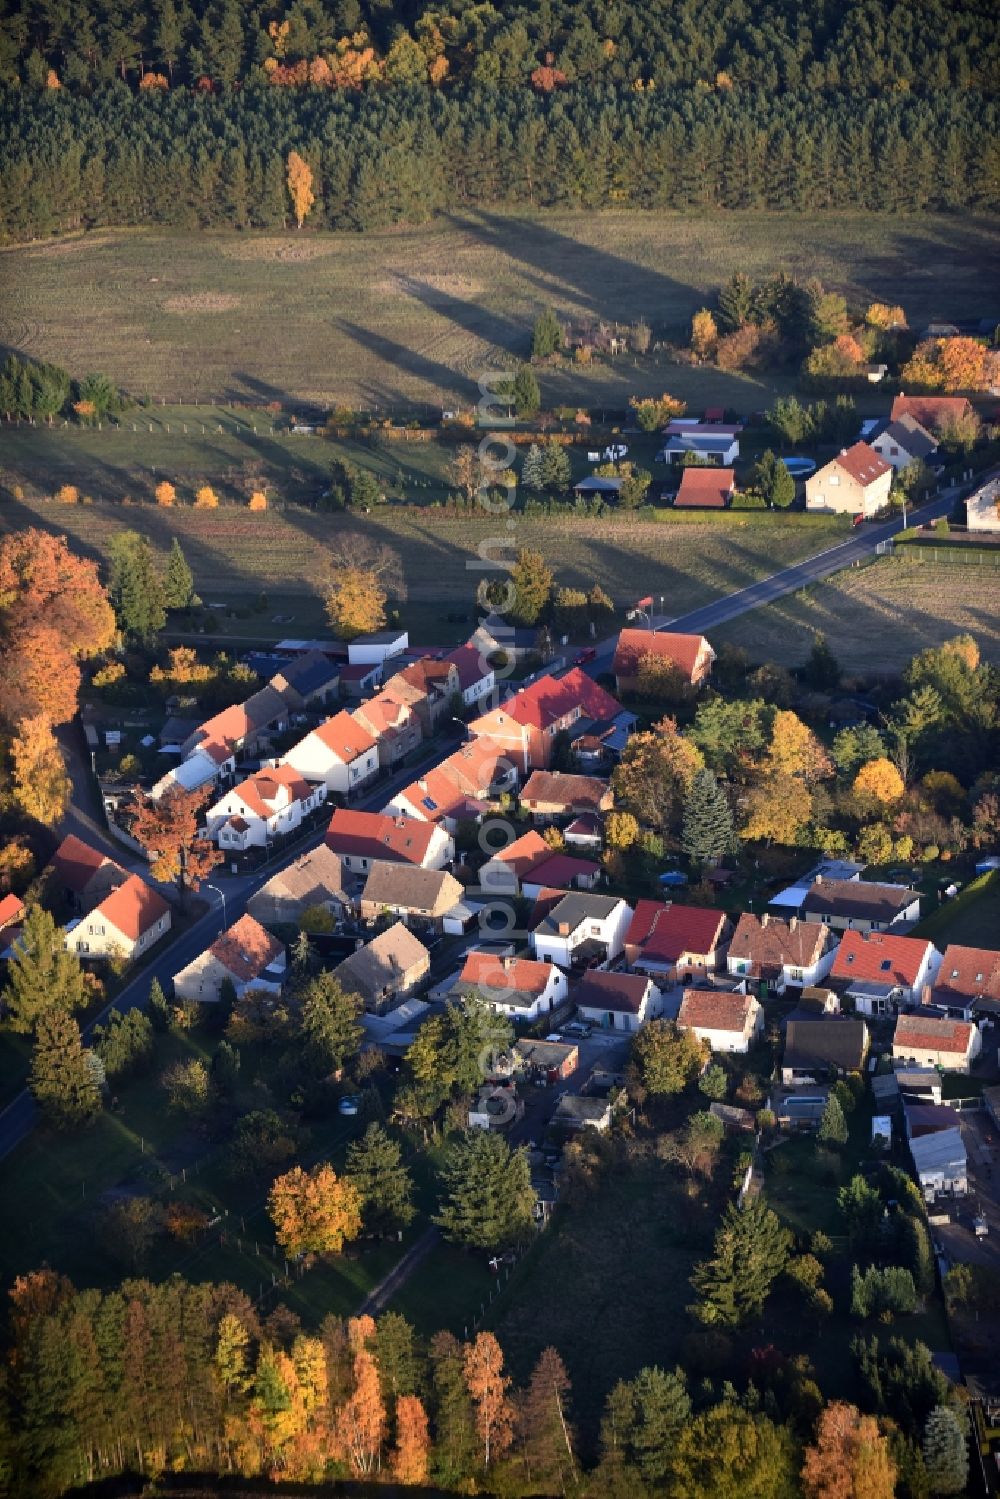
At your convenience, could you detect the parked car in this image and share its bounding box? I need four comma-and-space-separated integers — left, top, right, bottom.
574, 647, 597, 666
562, 1022, 592, 1039
852, 512, 865, 527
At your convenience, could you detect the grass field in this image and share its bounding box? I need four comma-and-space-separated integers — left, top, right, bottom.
912, 871, 1000, 948
3, 212, 999, 411
0, 484, 849, 645
712, 554, 1000, 670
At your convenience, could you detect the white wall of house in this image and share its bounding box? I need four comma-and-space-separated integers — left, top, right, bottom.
531, 901, 632, 969
283, 733, 378, 796
893, 1031, 982, 1073
66, 911, 170, 963
207, 784, 325, 848
577, 987, 657, 1033
470, 967, 568, 1021
683, 1008, 763, 1055
806, 463, 892, 517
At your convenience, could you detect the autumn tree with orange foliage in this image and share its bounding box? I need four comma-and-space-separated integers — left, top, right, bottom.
531, 54, 569, 91
334, 1316, 386, 1475
612, 716, 704, 833
464, 1331, 515, 1470
392, 1394, 430, 1484
139, 72, 168, 90
10, 716, 70, 826
248, 490, 267, 511
268, 1163, 362, 1259
902, 336, 995, 393
853, 758, 905, 805
286, 151, 315, 229
155, 480, 176, 507
194, 484, 219, 508
129, 786, 216, 903
801, 1401, 896, 1499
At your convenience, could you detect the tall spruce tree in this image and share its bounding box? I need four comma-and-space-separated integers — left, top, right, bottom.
681, 768, 735, 866
753, 449, 796, 509
512, 365, 541, 417
163, 538, 194, 609
2, 906, 89, 1034
521, 442, 546, 492
107, 530, 166, 643
818, 1092, 849, 1145
716, 271, 755, 332
345, 1122, 416, 1235
922, 1406, 968, 1495
690, 1197, 791, 1325
541, 442, 571, 494
531, 308, 563, 358
434, 1131, 535, 1250
29, 1009, 102, 1128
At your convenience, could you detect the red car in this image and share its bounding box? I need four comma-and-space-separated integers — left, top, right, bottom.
852, 512, 865, 527
574, 647, 597, 665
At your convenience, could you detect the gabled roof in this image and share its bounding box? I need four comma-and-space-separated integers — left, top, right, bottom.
50, 834, 126, 896
678, 987, 756, 1033
445, 644, 494, 689
242, 684, 291, 730
784, 1017, 868, 1072
360, 860, 463, 913
729, 912, 830, 971
394, 657, 457, 694
226, 765, 312, 820
0, 893, 24, 929
353, 692, 418, 738
873, 418, 937, 461
521, 853, 600, 889
96, 874, 170, 942
802, 878, 918, 924
487, 829, 550, 878
533, 891, 628, 938
190, 702, 252, 754
828, 441, 892, 488
309, 712, 376, 762
894, 1012, 975, 1056
575, 969, 653, 1014
209, 913, 284, 983
934, 945, 1000, 1003
254, 844, 347, 905
520, 770, 612, 812
891, 394, 973, 431
326, 809, 444, 865
460, 952, 555, 1000
503, 670, 621, 733
625, 901, 728, 962
831, 930, 935, 988
675, 467, 735, 508
565, 814, 602, 839
335, 921, 430, 995
612, 628, 712, 683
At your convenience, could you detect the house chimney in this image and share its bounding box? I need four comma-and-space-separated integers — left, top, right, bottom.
760, 914, 769, 928
814, 874, 823, 885
789, 917, 797, 932
557, 921, 570, 936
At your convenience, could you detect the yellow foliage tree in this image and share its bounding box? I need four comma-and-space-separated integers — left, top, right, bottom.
605, 809, 639, 849
741, 773, 813, 846
194, 485, 219, 508
335, 1336, 385, 1475
155, 481, 176, 507
268, 1163, 362, 1258
801, 1401, 896, 1499
853, 758, 904, 805
392, 1395, 430, 1485
464, 1332, 515, 1470
325, 565, 387, 640
286, 150, 315, 230
11, 716, 70, 826
248, 490, 268, 511
55, 484, 79, 504
865, 303, 907, 331
691, 308, 719, 361
45, 69, 61, 88
139, 72, 168, 90
612, 717, 704, 832
764, 711, 833, 784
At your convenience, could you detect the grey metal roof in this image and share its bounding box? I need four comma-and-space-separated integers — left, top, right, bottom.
534, 891, 625, 937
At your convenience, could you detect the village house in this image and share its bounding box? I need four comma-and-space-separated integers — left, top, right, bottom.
521, 854, 601, 899
890, 393, 974, 433
904, 1104, 968, 1201
781, 1017, 870, 1085
612, 628, 715, 695
339, 662, 382, 698
346, 629, 409, 667
574, 969, 660, 1033
281, 712, 379, 797
554, 1094, 613, 1132
726, 912, 837, 994
183, 683, 293, 763
383, 739, 518, 831
563, 814, 603, 851
571, 711, 638, 772
801, 876, 921, 933
933, 944, 1000, 1018
519, 770, 613, 823
246, 844, 348, 929
573, 475, 623, 502
868, 414, 937, 472
457, 952, 568, 1021
326, 810, 454, 878
151, 738, 237, 802
830, 930, 942, 1015
467, 670, 621, 775
65, 874, 171, 965
205, 765, 325, 851
805, 442, 893, 517
49, 834, 128, 911
478, 829, 552, 897
677, 986, 764, 1054
268, 648, 340, 711
173, 913, 286, 1004
965, 473, 1000, 535
0, 894, 24, 935
657, 421, 742, 466
624, 901, 730, 984
673, 466, 735, 508
351, 692, 423, 770
381, 658, 460, 736
469, 614, 541, 667
333, 921, 430, 1014
513, 1036, 578, 1083
531, 891, 633, 969
358, 861, 466, 932
892, 1012, 982, 1072
444, 644, 496, 710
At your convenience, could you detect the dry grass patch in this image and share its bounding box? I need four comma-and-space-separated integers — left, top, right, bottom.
162, 291, 241, 314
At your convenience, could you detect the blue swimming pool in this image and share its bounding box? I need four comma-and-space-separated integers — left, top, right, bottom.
781, 456, 817, 477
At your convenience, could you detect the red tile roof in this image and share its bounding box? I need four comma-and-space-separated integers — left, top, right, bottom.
196, 703, 252, 751
326, 809, 443, 865
613, 628, 712, 683
460, 951, 554, 998
210, 913, 284, 983
831, 441, 892, 488
675, 467, 734, 508
488, 829, 550, 877
0, 893, 25, 928
729, 913, 830, 971
831, 929, 933, 988
521, 853, 600, 889
228, 765, 312, 819
891, 394, 973, 431
445, 644, 494, 689
50, 834, 124, 895
97, 874, 170, 942
520, 770, 612, 813
894, 1012, 975, 1056
311, 711, 376, 762
678, 987, 756, 1033
575, 969, 653, 1014
505, 669, 621, 731
625, 900, 728, 962
934, 945, 1000, 1002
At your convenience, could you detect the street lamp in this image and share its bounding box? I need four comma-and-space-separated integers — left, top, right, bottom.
204, 882, 227, 931
627, 608, 652, 631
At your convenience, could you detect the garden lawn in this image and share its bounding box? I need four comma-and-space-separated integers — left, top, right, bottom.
912, 871, 1000, 949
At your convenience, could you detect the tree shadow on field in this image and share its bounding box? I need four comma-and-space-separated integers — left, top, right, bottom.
224, 370, 303, 411
394, 274, 527, 360
334, 320, 474, 408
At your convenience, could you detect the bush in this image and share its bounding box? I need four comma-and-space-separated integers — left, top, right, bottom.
851, 1264, 918, 1320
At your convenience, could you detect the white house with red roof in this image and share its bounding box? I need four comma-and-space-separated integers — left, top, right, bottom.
65, 873, 171, 964
612, 629, 715, 694
890, 393, 974, 433
352, 692, 423, 769
445, 644, 496, 709
205, 765, 325, 851
893, 1012, 981, 1072
282, 711, 379, 796
624, 901, 731, 983
805, 442, 893, 517
521, 854, 602, 899
467, 669, 621, 774
49, 834, 128, 910
173, 913, 286, 1004
677, 986, 764, 1054
933, 944, 1000, 1018
325, 808, 454, 873
457, 951, 568, 1020
383, 739, 518, 831
574, 970, 661, 1032
479, 829, 551, 897
830, 930, 942, 1014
